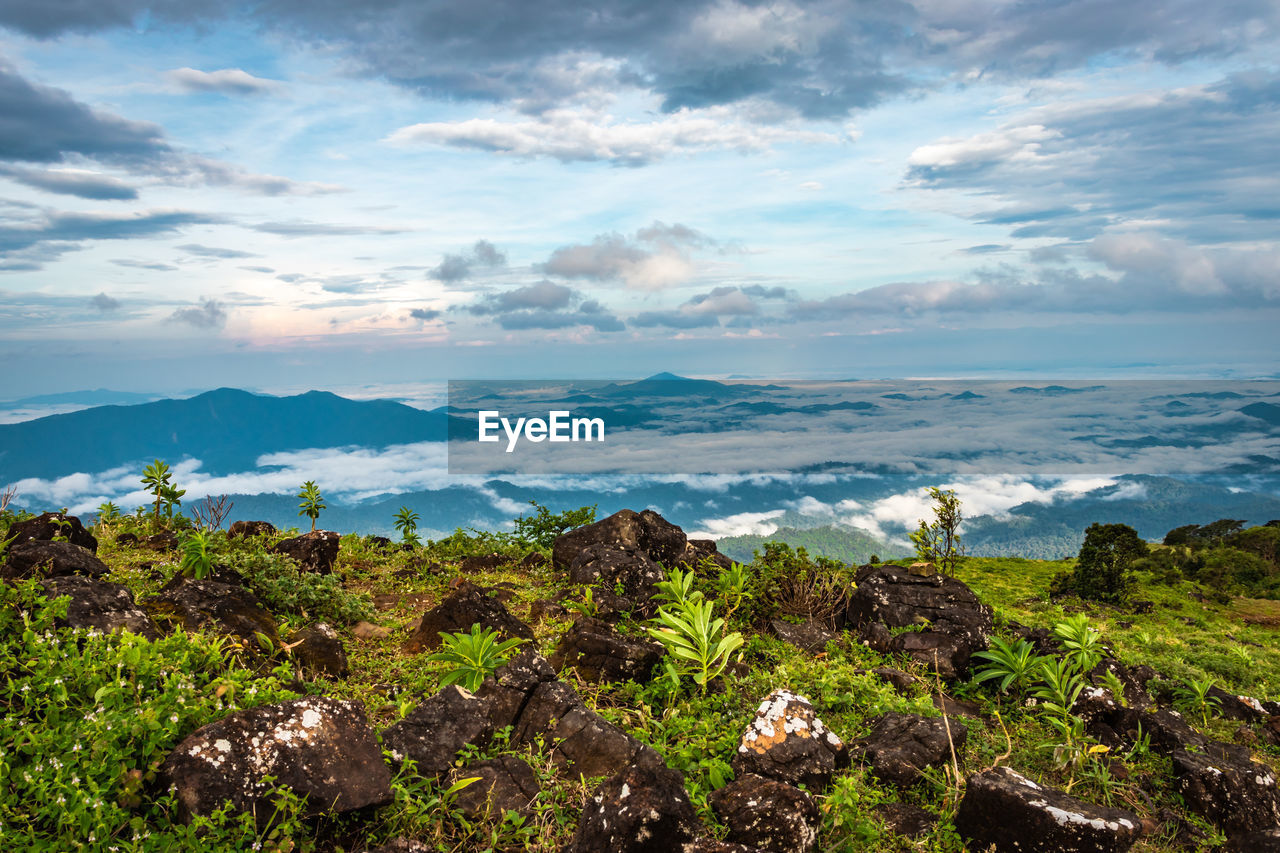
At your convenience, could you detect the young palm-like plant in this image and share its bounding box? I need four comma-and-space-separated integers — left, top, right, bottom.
716, 561, 753, 622
1175, 677, 1222, 728
972, 637, 1043, 696
647, 597, 744, 693
297, 480, 326, 532
141, 459, 173, 526
181, 530, 214, 579
428, 624, 526, 692
393, 506, 420, 546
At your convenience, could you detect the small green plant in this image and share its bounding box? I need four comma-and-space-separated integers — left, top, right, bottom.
1054, 613, 1105, 673
510, 501, 596, 549
1098, 668, 1128, 708
715, 560, 752, 621
429, 624, 527, 691
95, 501, 121, 525
141, 459, 184, 527
181, 529, 215, 579
972, 636, 1042, 696
654, 564, 703, 610
394, 506, 421, 546
297, 480, 325, 532
1175, 677, 1222, 728
909, 486, 964, 575
647, 596, 744, 694
563, 586, 598, 618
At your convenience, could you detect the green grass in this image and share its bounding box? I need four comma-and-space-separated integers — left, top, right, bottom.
4, 521, 1278, 852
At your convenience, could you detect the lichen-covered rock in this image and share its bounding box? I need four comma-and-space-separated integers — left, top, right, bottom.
476, 648, 557, 730
565, 763, 700, 853
549, 616, 664, 683
403, 582, 534, 653
5, 511, 97, 552
143, 574, 278, 648
161, 697, 391, 824
272, 529, 341, 574
228, 520, 277, 538
40, 575, 162, 639
731, 690, 848, 791
1172, 744, 1280, 836
381, 685, 494, 779
513, 680, 664, 779
955, 766, 1142, 853
551, 509, 712, 617
3, 540, 110, 581
287, 623, 349, 679
846, 564, 993, 679
770, 619, 837, 653
852, 712, 967, 788
449, 756, 541, 819
709, 773, 818, 853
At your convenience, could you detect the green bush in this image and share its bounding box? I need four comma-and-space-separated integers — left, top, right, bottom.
1051, 522, 1148, 603
748, 541, 851, 625
510, 501, 596, 549
224, 550, 373, 625
0, 579, 302, 850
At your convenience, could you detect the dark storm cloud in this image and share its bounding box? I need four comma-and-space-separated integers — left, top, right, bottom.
5, 1, 1275, 122
0, 164, 138, 199
905, 71, 1280, 243
430, 239, 506, 282
169, 296, 227, 328
0, 60, 168, 164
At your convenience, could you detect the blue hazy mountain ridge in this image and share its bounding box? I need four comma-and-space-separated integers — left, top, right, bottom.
1, 389, 165, 408
0, 388, 448, 482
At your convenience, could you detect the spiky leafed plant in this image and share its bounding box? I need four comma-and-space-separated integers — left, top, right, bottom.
141, 459, 173, 525
393, 506, 420, 546
429, 624, 526, 691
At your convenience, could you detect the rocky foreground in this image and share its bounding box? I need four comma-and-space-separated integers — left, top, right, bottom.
4, 508, 1280, 852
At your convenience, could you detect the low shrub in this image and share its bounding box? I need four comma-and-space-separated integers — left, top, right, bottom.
224, 549, 373, 625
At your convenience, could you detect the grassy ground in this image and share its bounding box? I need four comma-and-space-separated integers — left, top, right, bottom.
4, 521, 1279, 852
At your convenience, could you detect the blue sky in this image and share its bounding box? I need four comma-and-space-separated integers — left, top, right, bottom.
0, 1, 1278, 395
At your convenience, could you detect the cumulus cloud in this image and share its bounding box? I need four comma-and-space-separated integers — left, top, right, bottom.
430, 239, 506, 282
629, 283, 788, 328
169, 297, 227, 328
386, 106, 840, 165
541, 221, 712, 290
467, 280, 574, 314
409, 307, 442, 321
164, 67, 281, 95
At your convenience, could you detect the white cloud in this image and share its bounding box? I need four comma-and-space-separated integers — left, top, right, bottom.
385, 106, 837, 166
689, 508, 785, 539
164, 67, 281, 96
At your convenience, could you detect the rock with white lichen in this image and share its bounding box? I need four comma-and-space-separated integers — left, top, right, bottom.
709, 773, 819, 853
955, 766, 1142, 853
564, 762, 700, 853
730, 689, 848, 792
160, 697, 391, 824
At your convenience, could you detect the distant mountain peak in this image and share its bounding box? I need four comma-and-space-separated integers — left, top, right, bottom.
644, 372, 691, 381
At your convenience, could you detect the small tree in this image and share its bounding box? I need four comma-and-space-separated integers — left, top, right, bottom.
1055, 522, 1148, 603
910, 487, 964, 575
141, 460, 183, 526
297, 480, 325, 532
393, 506, 420, 546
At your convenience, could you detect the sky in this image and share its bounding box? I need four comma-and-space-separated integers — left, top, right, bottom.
1, 0, 1279, 396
